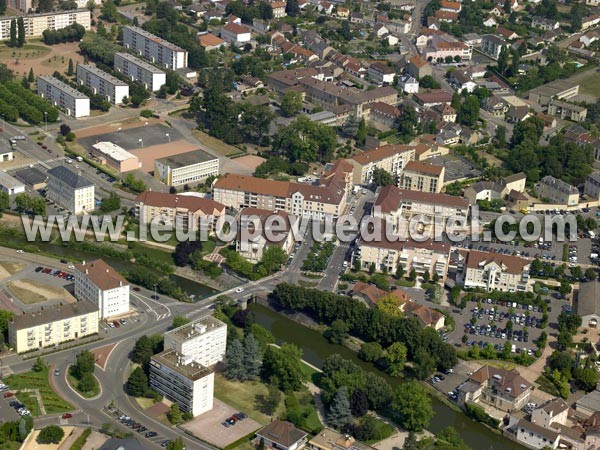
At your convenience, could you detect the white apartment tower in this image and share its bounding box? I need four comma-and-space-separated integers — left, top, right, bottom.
37, 75, 90, 118
122, 26, 188, 70
46, 166, 94, 214
164, 316, 227, 367
114, 53, 166, 92
74, 259, 130, 319
76, 64, 129, 105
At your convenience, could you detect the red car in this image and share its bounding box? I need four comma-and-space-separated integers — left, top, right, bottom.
62, 413, 72, 419
3, 392, 13, 398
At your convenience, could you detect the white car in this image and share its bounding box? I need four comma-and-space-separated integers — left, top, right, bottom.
235, 287, 244, 293
16, 249, 24, 254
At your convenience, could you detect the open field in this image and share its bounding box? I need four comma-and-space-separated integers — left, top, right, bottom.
5, 368, 72, 416
0, 44, 50, 61
1, 41, 85, 78
191, 130, 243, 157
578, 70, 600, 99
0, 262, 25, 280
6, 279, 74, 304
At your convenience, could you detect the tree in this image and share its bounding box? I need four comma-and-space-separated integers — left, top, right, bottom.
413, 348, 435, 380
27, 68, 34, 83
356, 118, 367, 146
259, 382, 281, 415
101, 0, 118, 21
37, 426, 64, 444
67, 59, 74, 76
395, 264, 405, 279
167, 403, 183, 424
286, 0, 300, 16
262, 344, 306, 391
359, 342, 383, 362
585, 268, 597, 281
259, 246, 287, 274
132, 335, 156, 368
385, 342, 407, 377
273, 116, 337, 163
17, 17, 25, 47
73, 349, 95, 378
327, 386, 353, 429
371, 167, 394, 186
280, 91, 303, 117
349, 389, 369, 417
172, 315, 191, 329
574, 367, 599, 392
392, 381, 434, 432
78, 372, 96, 392
32, 357, 47, 372
497, 46, 510, 75
457, 95, 480, 127
9, 19, 16, 47
167, 438, 185, 450
0, 0, 6, 15
243, 333, 262, 380
326, 319, 349, 344
225, 339, 246, 380
420, 75, 440, 89
127, 366, 148, 397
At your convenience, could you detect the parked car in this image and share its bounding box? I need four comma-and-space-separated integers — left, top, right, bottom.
62, 413, 72, 419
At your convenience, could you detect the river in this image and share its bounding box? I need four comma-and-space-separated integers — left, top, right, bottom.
249, 303, 524, 450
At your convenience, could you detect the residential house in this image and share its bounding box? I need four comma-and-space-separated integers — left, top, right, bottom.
374, 23, 390, 37
350, 281, 412, 307
485, 96, 509, 116
406, 55, 432, 79
506, 105, 532, 123
531, 398, 570, 429
535, 176, 579, 206
256, 420, 308, 450
515, 420, 561, 450
308, 429, 376, 450
367, 102, 401, 130
271, 1, 286, 18
368, 62, 396, 84
481, 34, 510, 59
584, 172, 600, 202
398, 74, 419, 94
532, 16, 560, 30
399, 160, 445, 193
440, 0, 461, 13
199, 33, 226, 51
459, 250, 532, 292
221, 23, 251, 44
483, 16, 498, 27
497, 26, 518, 40
335, 6, 349, 18
449, 70, 476, 93
433, 103, 457, 122
434, 10, 458, 22
414, 90, 453, 107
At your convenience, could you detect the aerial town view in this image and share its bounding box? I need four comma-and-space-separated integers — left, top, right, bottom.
0, 0, 600, 448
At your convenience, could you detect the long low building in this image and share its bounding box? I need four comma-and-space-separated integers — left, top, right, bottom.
37, 75, 90, 118
91, 142, 140, 173
114, 53, 166, 92
154, 149, 219, 187
8, 300, 99, 353
76, 64, 129, 105
212, 172, 348, 221
0, 9, 91, 40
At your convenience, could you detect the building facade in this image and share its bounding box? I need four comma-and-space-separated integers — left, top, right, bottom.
76, 64, 129, 105
163, 316, 227, 368
399, 160, 445, 193
154, 149, 220, 187
535, 176, 579, 206
347, 144, 416, 185
149, 349, 215, 417
46, 166, 94, 214
122, 26, 188, 70
74, 259, 130, 319
90, 142, 140, 173
8, 301, 99, 353
0, 171, 25, 195
0, 9, 91, 40
236, 208, 294, 263
460, 250, 531, 292
37, 75, 90, 118
114, 53, 166, 92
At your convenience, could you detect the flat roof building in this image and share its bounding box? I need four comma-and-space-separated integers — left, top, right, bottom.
0, 171, 26, 195
37, 75, 90, 118
154, 149, 219, 187
122, 26, 188, 70
76, 64, 129, 105
0, 9, 91, 40
114, 52, 166, 92
91, 142, 140, 173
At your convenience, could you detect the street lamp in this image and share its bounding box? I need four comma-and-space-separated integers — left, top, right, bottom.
153, 283, 157, 299
165, 133, 170, 142
43, 111, 47, 132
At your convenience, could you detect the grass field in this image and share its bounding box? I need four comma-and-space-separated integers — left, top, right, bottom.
191, 130, 244, 157
5, 368, 72, 416
578, 71, 600, 99
6, 280, 70, 304
214, 375, 280, 425
0, 44, 51, 61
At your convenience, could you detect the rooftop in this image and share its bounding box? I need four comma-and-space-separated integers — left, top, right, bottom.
151, 348, 213, 381
11, 300, 98, 330
38, 76, 89, 99
462, 249, 529, 275
309, 428, 376, 450
135, 191, 225, 215
0, 171, 25, 190
124, 26, 186, 53
47, 166, 94, 189
577, 281, 600, 317
350, 144, 416, 165
375, 185, 469, 212
92, 142, 138, 162
257, 420, 308, 448
115, 53, 166, 74
404, 160, 444, 176
75, 259, 128, 291
517, 419, 560, 441
538, 175, 578, 195
155, 148, 219, 168
77, 64, 128, 86
166, 315, 226, 343
469, 365, 532, 399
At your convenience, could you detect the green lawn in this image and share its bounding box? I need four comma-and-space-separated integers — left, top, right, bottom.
67, 372, 100, 399
579, 72, 600, 99
291, 388, 322, 433
214, 375, 281, 425
5, 368, 72, 416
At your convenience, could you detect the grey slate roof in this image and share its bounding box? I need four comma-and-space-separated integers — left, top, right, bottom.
578, 281, 600, 317
47, 166, 94, 189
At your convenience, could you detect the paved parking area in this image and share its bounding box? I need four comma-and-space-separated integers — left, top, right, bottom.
428, 154, 481, 181
180, 399, 261, 448
78, 124, 185, 151
0, 390, 23, 422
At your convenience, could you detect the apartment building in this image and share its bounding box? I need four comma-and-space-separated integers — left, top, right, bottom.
221, 23, 251, 44
37, 75, 90, 118
399, 160, 445, 193
90, 142, 139, 173
584, 172, 600, 201
76, 64, 129, 105
134, 191, 226, 231
7, 0, 31, 13
154, 149, 219, 187
163, 315, 227, 368
373, 185, 469, 236
212, 173, 347, 221
114, 53, 166, 92
347, 144, 416, 185
236, 208, 294, 263
423, 38, 472, 61
122, 26, 188, 70
531, 399, 570, 429
368, 62, 396, 85
535, 176, 579, 206
355, 233, 451, 281
0, 9, 91, 40
46, 166, 94, 214
8, 300, 99, 353
515, 420, 560, 450
547, 99, 587, 122
480, 34, 510, 59
459, 250, 531, 292
149, 348, 215, 417
74, 259, 130, 320
457, 365, 532, 413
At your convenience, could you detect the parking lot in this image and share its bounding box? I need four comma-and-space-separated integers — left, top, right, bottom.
0, 383, 22, 423
106, 406, 174, 448
78, 124, 185, 153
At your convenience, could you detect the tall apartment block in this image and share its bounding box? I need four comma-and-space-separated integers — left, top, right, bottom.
37, 75, 90, 118
114, 53, 166, 92
76, 64, 129, 105
163, 316, 227, 367
122, 25, 188, 70
0, 9, 91, 40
